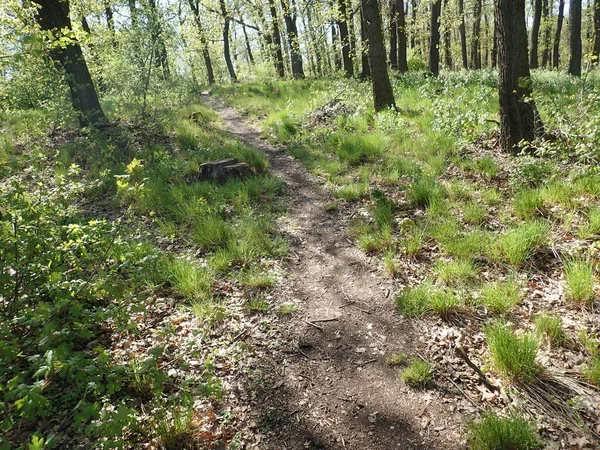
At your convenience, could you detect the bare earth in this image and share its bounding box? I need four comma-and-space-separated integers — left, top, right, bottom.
203, 96, 465, 450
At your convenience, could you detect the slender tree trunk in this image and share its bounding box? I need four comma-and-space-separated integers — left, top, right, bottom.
458, 0, 468, 69
443, 0, 452, 69
553, 0, 565, 68
389, 0, 398, 70
470, 0, 482, 69
268, 0, 286, 77
398, 0, 409, 72
306, 4, 323, 76
429, 0, 441, 75
411, 0, 417, 49
360, 9, 371, 79
33, 0, 107, 127
332, 22, 342, 70
530, 0, 542, 68
491, 19, 498, 68
541, 0, 552, 67
188, 0, 215, 84
496, 0, 542, 154
148, 0, 170, 80
361, 0, 395, 110
219, 0, 237, 81
569, 0, 582, 75
281, 0, 305, 78
104, 0, 116, 47
594, 0, 600, 61
242, 25, 255, 64
337, 0, 354, 76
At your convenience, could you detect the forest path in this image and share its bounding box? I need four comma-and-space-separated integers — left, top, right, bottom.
203, 95, 464, 450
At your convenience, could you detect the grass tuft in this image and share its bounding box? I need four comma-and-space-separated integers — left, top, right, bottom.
468, 411, 540, 450
533, 313, 566, 347
434, 259, 478, 285
401, 359, 435, 388
476, 280, 523, 314
564, 259, 596, 306
583, 357, 600, 386
407, 177, 445, 209
395, 282, 463, 319
494, 221, 549, 267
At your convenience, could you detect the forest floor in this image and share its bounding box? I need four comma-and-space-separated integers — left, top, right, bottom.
203, 95, 465, 449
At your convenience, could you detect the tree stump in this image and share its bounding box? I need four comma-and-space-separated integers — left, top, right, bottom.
186, 158, 254, 183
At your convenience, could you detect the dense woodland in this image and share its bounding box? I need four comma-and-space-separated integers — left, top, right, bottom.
2, 0, 600, 449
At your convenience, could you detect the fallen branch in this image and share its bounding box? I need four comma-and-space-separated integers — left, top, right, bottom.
455, 346, 500, 392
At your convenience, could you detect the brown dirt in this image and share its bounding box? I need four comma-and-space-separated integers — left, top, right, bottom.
203, 95, 466, 450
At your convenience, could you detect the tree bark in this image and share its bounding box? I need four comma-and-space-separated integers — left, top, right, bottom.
242, 25, 255, 64
594, 0, 600, 61
569, 0, 582, 76
281, 0, 305, 78
530, 0, 542, 68
443, 0, 452, 69
429, 0, 441, 75
268, 0, 286, 77
361, 0, 395, 110
147, 0, 170, 80
553, 0, 565, 68
360, 8, 371, 79
33, 0, 107, 127
492, 20, 498, 68
398, 0, 409, 72
188, 0, 215, 84
541, 0, 552, 67
496, 0, 541, 154
219, 0, 237, 81
337, 0, 354, 76
470, 0, 482, 69
458, 0, 468, 69
389, 0, 398, 70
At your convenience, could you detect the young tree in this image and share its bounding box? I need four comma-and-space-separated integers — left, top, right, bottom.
360, 8, 371, 79
281, 0, 305, 78
361, 0, 395, 110
443, 0, 452, 69
530, 0, 542, 68
32, 0, 107, 127
397, 0, 409, 72
337, 0, 354, 76
569, 0, 582, 76
541, 0, 552, 67
188, 0, 215, 84
496, 0, 542, 153
429, 0, 442, 75
389, 0, 398, 70
147, 0, 170, 79
268, 0, 285, 77
553, 0, 565, 68
458, 0, 468, 69
219, 0, 238, 81
470, 0, 482, 69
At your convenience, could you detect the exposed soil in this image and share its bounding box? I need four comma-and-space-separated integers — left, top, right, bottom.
203, 95, 466, 450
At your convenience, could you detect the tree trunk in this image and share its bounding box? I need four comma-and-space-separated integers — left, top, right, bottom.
242, 25, 255, 64
219, 0, 237, 81
33, 0, 107, 127
268, 0, 286, 77
496, 0, 541, 154
491, 19, 498, 68
147, 0, 170, 80
458, 0, 468, 69
443, 0, 452, 69
361, 0, 395, 110
429, 0, 441, 75
594, 0, 600, 61
281, 0, 305, 78
188, 0, 215, 84
389, 0, 398, 70
470, 0, 482, 69
360, 8, 371, 79
398, 0, 409, 72
569, 0, 582, 76
541, 0, 552, 67
553, 0, 565, 68
337, 0, 354, 76
410, 0, 417, 48
530, 0, 542, 68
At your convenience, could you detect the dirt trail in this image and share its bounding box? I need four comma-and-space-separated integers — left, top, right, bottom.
204, 96, 464, 450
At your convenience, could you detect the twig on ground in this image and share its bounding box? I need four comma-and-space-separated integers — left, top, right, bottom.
305, 320, 324, 331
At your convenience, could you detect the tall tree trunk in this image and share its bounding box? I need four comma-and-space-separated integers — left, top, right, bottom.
332, 23, 342, 70
148, 0, 170, 80
443, 0, 452, 69
594, 0, 600, 61
429, 0, 441, 75
569, 0, 583, 75
389, 0, 398, 70
553, 0, 565, 67
104, 0, 116, 47
306, 4, 323, 76
411, 0, 417, 48
219, 0, 237, 81
496, 0, 541, 154
458, 0, 468, 69
541, 0, 552, 67
337, 0, 354, 76
398, 0, 409, 72
242, 25, 255, 64
530, 0, 542, 68
268, 0, 286, 77
491, 20, 498, 68
360, 8, 371, 79
361, 0, 396, 110
470, 0, 482, 69
33, 0, 107, 127
188, 0, 215, 84
281, 0, 305, 78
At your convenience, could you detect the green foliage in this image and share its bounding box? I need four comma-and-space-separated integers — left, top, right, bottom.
475, 156, 500, 179
468, 411, 540, 450
401, 360, 435, 388
563, 259, 596, 306
533, 314, 566, 347
476, 280, 523, 314
485, 322, 541, 384
407, 176, 445, 208
494, 221, 550, 267
395, 282, 463, 319
386, 353, 407, 366
434, 259, 478, 285
583, 357, 600, 386
514, 189, 546, 220
578, 207, 600, 238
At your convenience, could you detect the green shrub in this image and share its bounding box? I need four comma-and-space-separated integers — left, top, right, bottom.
485, 322, 541, 384
469, 411, 540, 450
401, 359, 435, 388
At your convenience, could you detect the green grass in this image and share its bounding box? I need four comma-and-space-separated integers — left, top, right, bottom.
462, 201, 487, 225
514, 189, 546, 220
579, 207, 600, 238
335, 182, 368, 201
401, 359, 435, 388
434, 259, 478, 285
533, 313, 566, 347
468, 411, 540, 450
407, 176, 445, 208
475, 156, 500, 179
395, 282, 463, 319
476, 280, 523, 314
386, 353, 407, 366
277, 303, 298, 315
583, 357, 600, 386
494, 221, 550, 267
485, 321, 541, 384
166, 258, 213, 301
329, 133, 387, 165
244, 297, 269, 312
564, 259, 596, 306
